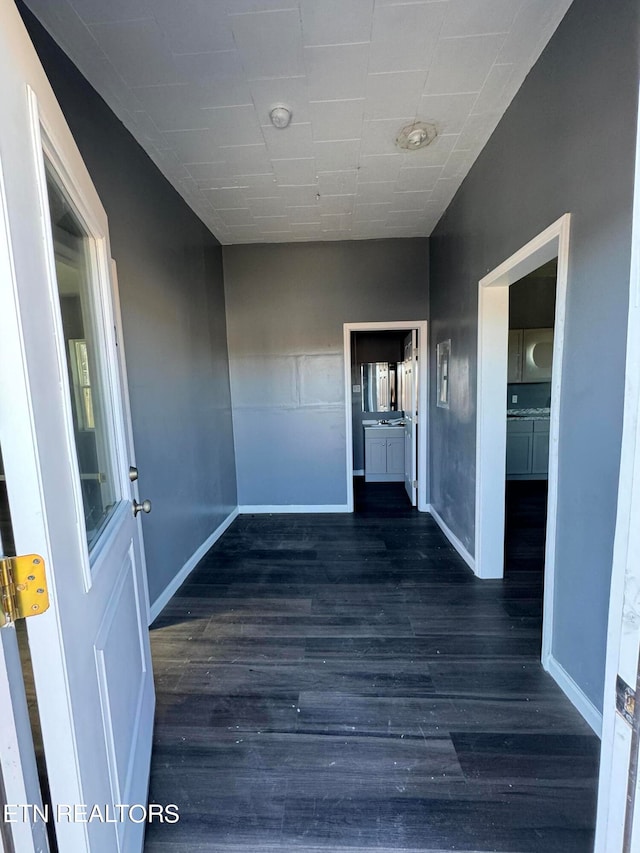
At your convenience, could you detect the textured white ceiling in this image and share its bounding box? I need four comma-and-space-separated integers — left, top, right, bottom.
25, 0, 573, 245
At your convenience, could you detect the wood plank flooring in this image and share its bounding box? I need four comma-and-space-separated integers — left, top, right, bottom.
144, 481, 599, 853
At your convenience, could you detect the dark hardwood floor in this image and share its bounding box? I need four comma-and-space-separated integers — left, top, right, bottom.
144, 480, 599, 853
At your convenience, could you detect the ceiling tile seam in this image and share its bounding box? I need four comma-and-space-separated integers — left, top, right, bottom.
245, 73, 306, 82
227, 6, 300, 17
313, 136, 362, 144
381, 1, 448, 5
84, 15, 151, 27
309, 97, 367, 105
272, 157, 314, 163
302, 40, 371, 49
439, 31, 511, 41
162, 49, 240, 70
200, 103, 257, 112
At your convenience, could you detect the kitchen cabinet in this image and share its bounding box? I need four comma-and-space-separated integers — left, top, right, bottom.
506, 419, 549, 479
532, 421, 550, 474
364, 427, 404, 482
508, 330, 523, 383
508, 327, 554, 382
506, 419, 532, 475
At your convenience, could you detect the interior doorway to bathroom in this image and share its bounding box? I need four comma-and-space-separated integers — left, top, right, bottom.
505, 259, 558, 660
343, 321, 428, 514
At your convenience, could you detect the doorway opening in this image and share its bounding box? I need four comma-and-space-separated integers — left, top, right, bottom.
504, 259, 557, 657
476, 214, 570, 692
343, 321, 428, 514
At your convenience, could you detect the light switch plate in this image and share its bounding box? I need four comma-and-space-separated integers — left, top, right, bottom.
353, 384, 361, 393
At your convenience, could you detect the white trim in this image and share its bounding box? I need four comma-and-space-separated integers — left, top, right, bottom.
475, 214, 570, 679
427, 504, 476, 572
239, 504, 350, 514
149, 508, 239, 623
343, 320, 429, 513
546, 654, 602, 737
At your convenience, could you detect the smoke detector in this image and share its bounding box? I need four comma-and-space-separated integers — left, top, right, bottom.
269, 105, 292, 129
396, 121, 437, 150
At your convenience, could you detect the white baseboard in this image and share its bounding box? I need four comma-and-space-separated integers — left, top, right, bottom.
545, 654, 603, 737
239, 504, 350, 514
427, 504, 476, 572
149, 507, 239, 623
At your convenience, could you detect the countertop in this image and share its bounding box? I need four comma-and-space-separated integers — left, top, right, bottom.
507, 407, 550, 421
363, 420, 405, 428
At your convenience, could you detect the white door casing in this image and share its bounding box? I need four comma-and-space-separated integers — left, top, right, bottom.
475, 215, 572, 715
403, 331, 418, 506
0, 4, 154, 853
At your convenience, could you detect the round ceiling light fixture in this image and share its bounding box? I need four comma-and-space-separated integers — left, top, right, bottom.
396, 121, 437, 150
269, 105, 292, 129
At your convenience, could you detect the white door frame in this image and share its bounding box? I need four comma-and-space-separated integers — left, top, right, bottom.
475, 214, 570, 670
594, 81, 640, 852
343, 320, 429, 513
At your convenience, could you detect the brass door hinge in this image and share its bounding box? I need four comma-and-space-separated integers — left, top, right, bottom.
0, 555, 49, 627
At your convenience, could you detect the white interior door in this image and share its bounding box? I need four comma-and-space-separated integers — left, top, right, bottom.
0, 3, 154, 853
403, 331, 418, 506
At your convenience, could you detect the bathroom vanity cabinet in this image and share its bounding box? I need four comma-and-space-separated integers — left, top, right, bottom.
364, 426, 405, 482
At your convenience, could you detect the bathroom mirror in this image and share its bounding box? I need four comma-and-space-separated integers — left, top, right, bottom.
361, 362, 402, 412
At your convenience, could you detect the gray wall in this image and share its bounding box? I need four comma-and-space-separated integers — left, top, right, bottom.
21, 5, 238, 609
223, 240, 428, 506
429, 0, 639, 711
507, 383, 551, 411
509, 276, 556, 329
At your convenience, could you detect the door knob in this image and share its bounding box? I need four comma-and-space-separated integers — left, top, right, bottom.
132, 499, 152, 517
129, 466, 139, 482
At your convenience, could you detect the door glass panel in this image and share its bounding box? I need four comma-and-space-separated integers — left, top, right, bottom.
44, 162, 119, 550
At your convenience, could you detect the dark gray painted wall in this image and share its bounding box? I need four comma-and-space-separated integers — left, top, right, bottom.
509, 276, 556, 329
353, 331, 406, 365
223, 240, 428, 506
21, 5, 237, 608
429, 0, 638, 710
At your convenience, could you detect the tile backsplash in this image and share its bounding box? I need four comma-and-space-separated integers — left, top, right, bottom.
507, 382, 552, 410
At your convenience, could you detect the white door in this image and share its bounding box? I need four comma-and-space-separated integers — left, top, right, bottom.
403, 331, 418, 505
0, 3, 154, 853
